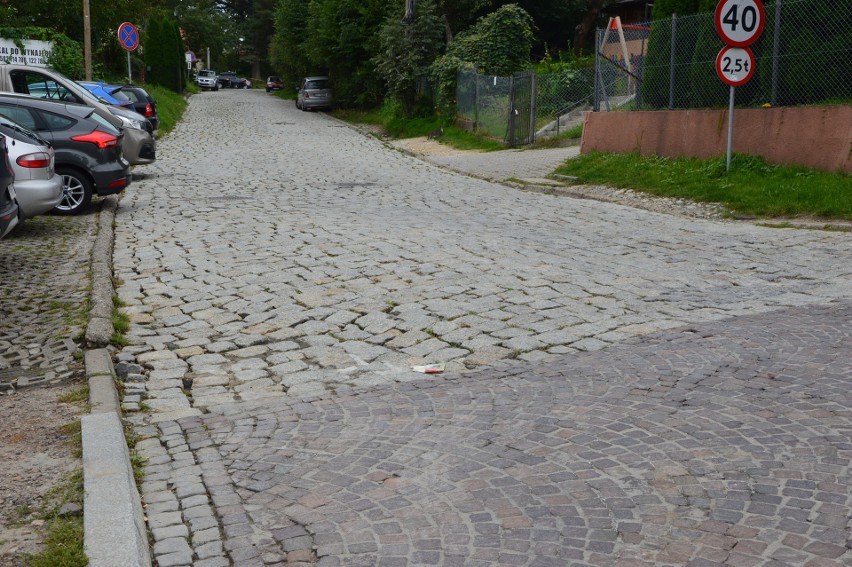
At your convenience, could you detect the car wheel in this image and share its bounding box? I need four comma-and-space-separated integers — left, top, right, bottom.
266, 87, 270, 92
53, 168, 93, 215
213, 85, 219, 91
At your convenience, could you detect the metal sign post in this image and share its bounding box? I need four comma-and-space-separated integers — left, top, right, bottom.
714, 0, 764, 171
715, 46, 755, 170
118, 22, 140, 82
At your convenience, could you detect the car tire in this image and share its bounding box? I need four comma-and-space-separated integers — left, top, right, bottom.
53, 168, 93, 215
214, 85, 219, 91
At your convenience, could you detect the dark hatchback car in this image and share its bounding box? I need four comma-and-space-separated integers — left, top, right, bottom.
0, 135, 19, 238
218, 71, 248, 89
120, 85, 160, 131
0, 94, 131, 215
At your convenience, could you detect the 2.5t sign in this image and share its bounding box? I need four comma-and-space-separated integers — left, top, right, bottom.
715, 0, 766, 47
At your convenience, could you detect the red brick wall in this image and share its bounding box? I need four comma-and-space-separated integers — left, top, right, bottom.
580, 106, 851, 173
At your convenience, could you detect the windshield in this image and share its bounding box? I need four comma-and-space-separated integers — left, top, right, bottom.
0, 117, 49, 147
199, 71, 215, 77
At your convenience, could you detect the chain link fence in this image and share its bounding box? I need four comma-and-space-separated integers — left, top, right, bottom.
457, 66, 511, 141
597, 0, 851, 110
455, 0, 848, 145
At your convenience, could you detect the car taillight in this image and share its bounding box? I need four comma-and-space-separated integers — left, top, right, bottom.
144, 103, 154, 117
108, 178, 128, 189
71, 130, 119, 149
16, 152, 51, 169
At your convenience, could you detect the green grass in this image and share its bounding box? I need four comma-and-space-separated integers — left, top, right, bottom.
556, 152, 852, 219
332, 109, 505, 152
145, 84, 188, 136
23, 470, 85, 567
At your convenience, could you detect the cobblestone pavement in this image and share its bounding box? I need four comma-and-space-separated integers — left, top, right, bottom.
136, 302, 851, 567
115, 90, 851, 566
0, 214, 92, 389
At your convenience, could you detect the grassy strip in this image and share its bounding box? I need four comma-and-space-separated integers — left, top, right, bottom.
331, 109, 505, 152
144, 85, 188, 136
556, 152, 851, 220
25, 389, 88, 567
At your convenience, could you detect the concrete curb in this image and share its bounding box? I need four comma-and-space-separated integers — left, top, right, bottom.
86, 196, 118, 347
83, 196, 152, 567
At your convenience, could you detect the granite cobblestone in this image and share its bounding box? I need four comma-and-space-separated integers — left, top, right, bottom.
118, 91, 851, 565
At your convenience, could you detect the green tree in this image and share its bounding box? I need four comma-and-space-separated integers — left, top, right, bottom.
270, 0, 311, 87
145, 16, 185, 91
374, 0, 445, 116
430, 4, 536, 116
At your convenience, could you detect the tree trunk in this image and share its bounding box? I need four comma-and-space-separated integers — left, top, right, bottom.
573, 0, 607, 56
442, 13, 454, 44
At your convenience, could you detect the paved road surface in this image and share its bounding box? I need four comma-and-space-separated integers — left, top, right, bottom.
115, 90, 851, 567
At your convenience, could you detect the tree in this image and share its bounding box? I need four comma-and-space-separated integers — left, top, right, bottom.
430, 4, 536, 116
374, 0, 445, 115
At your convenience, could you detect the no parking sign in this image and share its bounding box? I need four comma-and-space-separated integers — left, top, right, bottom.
117, 22, 139, 51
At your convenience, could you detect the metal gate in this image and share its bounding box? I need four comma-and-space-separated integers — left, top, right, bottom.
508, 71, 536, 146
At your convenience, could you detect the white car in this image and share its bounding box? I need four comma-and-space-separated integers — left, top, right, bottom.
196, 70, 219, 91
0, 116, 62, 220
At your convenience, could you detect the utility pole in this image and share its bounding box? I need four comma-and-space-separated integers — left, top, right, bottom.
83, 0, 92, 79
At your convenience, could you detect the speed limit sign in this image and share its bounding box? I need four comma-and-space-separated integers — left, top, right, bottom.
715, 0, 765, 47
716, 46, 755, 86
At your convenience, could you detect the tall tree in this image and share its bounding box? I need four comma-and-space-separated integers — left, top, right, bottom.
374, 0, 445, 115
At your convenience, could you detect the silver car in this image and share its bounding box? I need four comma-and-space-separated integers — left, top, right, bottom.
0, 115, 61, 219
196, 70, 219, 91
296, 76, 333, 111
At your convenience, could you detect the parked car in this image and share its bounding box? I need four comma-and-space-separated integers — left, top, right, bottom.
0, 135, 19, 238
218, 71, 248, 89
0, 94, 131, 214
0, 64, 156, 166
0, 115, 62, 219
196, 70, 219, 91
77, 81, 135, 109
120, 85, 160, 131
296, 76, 333, 111
266, 76, 284, 92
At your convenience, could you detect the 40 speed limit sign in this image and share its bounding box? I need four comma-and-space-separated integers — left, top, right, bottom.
715, 0, 765, 47
716, 46, 755, 86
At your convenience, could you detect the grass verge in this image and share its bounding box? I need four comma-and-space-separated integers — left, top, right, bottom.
25, 391, 87, 567
331, 109, 505, 152
555, 152, 851, 220
144, 85, 189, 136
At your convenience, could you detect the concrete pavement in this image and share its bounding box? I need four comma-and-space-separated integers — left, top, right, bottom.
113, 89, 850, 566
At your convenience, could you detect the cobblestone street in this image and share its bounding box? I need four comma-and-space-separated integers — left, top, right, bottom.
116, 89, 851, 566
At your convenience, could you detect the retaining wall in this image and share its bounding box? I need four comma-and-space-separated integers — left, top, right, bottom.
581, 105, 851, 173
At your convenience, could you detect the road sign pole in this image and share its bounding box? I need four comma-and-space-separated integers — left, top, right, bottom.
127, 51, 132, 83
726, 85, 735, 172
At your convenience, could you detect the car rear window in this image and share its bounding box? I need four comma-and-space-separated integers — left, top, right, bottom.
39, 110, 76, 131
305, 80, 329, 89
89, 112, 120, 135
